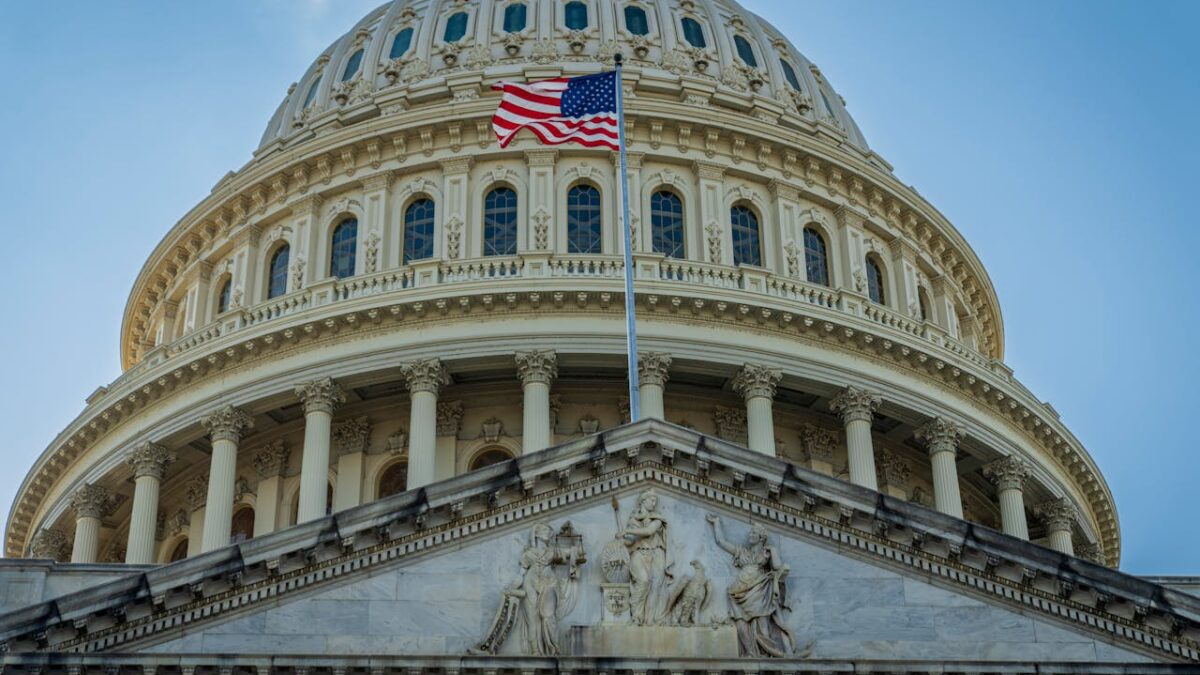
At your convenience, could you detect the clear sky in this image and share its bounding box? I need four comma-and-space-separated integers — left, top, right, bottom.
0, 1, 1195, 573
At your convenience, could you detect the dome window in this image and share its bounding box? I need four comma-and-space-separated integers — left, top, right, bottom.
780, 59, 802, 91
567, 184, 602, 254
681, 18, 706, 49
302, 75, 322, 108
730, 204, 762, 267
330, 218, 358, 279
650, 190, 684, 259
229, 507, 255, 545
470, 448, 514, 470
504, 3, 528, 33
803, 227, 830, 286
404, 198, 436, 263
865, 255, 886, 304
217, 278, 232, 315
820, 88, 837, 117
267, 244, 290, 299
341, 49, 364, 82
484, 187, 519, 257
389, 27, 414, 59
377, 461, 409, 499
917, 287, 932, 322
564, 1, 588, 30
733, 35, 758, 68
444, 12, 469, 43
624, 6, 650, 36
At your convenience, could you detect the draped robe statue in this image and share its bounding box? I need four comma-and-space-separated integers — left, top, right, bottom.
706, 515, 796, 657
619, 489, 674, 625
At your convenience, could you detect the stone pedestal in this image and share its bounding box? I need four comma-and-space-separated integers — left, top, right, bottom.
568, 624, 738, 657
600, 583, 632, 624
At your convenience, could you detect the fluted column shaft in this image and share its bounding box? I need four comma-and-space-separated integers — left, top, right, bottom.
1036, 498, 1077, 555
69, 485, 111, 563
516, 351, 557, 454
917, 418, 964, 519
295, 379, 345, 524
637, 353, 672, 420
984, 457, 1031, 540
403, 359, 449, 489
200, 406, 254, 552
733, 364, 782, 456
124, 443, 176, 564
830, 387, 882, 490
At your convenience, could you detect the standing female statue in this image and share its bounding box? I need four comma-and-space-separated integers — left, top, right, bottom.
619, 489, 674, 625
706, 515, 796, 657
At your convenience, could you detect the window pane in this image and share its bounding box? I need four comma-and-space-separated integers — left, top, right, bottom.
567, 184, 602, 254
730, 205, 761, 266
404, 199, 436, 263
484, 188, 519, 256
503, 3, 527, 33
918, 290, 930, 321
866, 257, 885, 304
378, 462, 408, 499
780, 59, 802, 90
651, 191, 684, 258
804, 227, 829, 286
820, 89, 836, 117
330, 218, 358, 279
444, 12, 468, 42
564, 1, 588, 30
341, 49, 363, 82
624, 6, 649, 36
268, 245, 290, 299
169, 539, 188, 562
470, 448, 513, 470
302, 75, 321, 107
229, 508, 255, 545
218, 279, 232, 314
734, 35, 758, 67
681, 18, 706, 48
390, 27, 414, 59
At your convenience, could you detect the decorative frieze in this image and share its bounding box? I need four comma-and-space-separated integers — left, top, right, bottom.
731, 363, 781, 400
200, 405, 255, 443
829, 386, 881, 424
515, 350, 558, 385
126, 442, 176, 480
294, 378, 346, 415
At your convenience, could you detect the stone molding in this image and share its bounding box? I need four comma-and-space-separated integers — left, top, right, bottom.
293, 377, 346, 415
514, 350, 558, 386
200, 405, 255, 443
915, 417, 963, 455
125, 442, 176, 480
332, 416, 372, 457
828, 386, 881, 425
69, 484, 114, 520
436, 400, 465, 437
983, 456, 1032, 491
731, 363, 782, 400
636, 352, 672, 387
401, 358, 450, 395
252, 440, 288, 479
800, 423, 838, 462
1036, 497, 1080, 532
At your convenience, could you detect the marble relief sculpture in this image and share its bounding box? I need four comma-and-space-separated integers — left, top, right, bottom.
618, 489, 675, 625
707, 515, 796, 657
665, 560, 713, 626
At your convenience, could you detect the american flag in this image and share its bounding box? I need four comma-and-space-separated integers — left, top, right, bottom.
491, 71, 620, 151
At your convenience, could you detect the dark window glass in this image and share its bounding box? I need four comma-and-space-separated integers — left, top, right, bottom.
733, 35, 758, 67
730, 205, 761, 266
229, 508, 255, 545
444, 12, 468, 42
804, 227, 829, 286
484, 187, 519, 256
168, 539, 188, 562
302, 75, 321, 107
564, 1, 588, 30
650, 190, 684, 258
378, 462, 408, 499
341, 49, 363, 81
390, 27, 414, 59
470, 448, 513, 470
681, 18, 706, 48
820, 89, 836, 117
917, 289, 930, 322
330, 218, 358, 279
866, 256, 885, 304
567, 184, 602, 254
217, 278, 232, 314
624, 6, 649, 35
780, 59, 802, 90
404, 198, 436, 263
268, 245, 290, 299
503, 3, 527, 33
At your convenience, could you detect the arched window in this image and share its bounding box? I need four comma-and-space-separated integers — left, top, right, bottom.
377, 462, 408, 499
302, 75, 322, 107
733, 35, 758, 67
820, 89, 837, 118
403, 198, 436, 263
650, 190, 684, 258
865, 256, 885, 304
730, 204, 761, 267
168, 538, 188, 562
917, 287, 932, 322
341, 49, 364, 82
564, 1, 588, 30
780, 59, 802, 90
484, 187, 518, 256
567, 184, 602, 254
681, 18, 706, 48
268, 244, 290, 299
803, 227, 829, 286
470, 448, 514, 471
329, 218, 358, 279
444, 12, 469, 42
503, 3, 527, 33
390, 27, 414, 59
624, 6, 649, 36
216, 277, 232, 315
230, 507, 255, 545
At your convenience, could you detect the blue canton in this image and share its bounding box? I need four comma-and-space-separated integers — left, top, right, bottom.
560, 71, 618, 117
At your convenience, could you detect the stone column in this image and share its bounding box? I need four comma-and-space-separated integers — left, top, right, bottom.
184, 475, 208, 558
199, 405, 255, 552
1035, 498, 1078, 556
829, 386, 882, 490
731, 364, 782, 456
69, 485, 112, 563
983, 456, 1032, 540
333, 416, 372, 512
402, 359, 450, 489
252, 441, 288, 537
516, 350, 557, 454
637, 352, 672, 420
916, 418, 965, 519
124, 442, 176, 564
294, 378, 346, 523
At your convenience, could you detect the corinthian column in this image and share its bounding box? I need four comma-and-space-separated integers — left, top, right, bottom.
829, 386, 882, 490
732, 364, 782, 456
402, 359, 450, 489
637, 352, 672, 420
515, 350, 557, 454
983, 456, 1032, 540
916, 418, 965, 518
69, 485, 113, 563
1035, 497, 1078, 555
124, 442, 176, 564
294, 378, 345, 524
199, 405, 254, 551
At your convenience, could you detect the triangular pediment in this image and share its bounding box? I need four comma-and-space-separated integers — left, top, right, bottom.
1, 421, 1197, 669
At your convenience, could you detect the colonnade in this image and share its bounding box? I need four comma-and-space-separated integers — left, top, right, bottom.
54, 354, 1086, 564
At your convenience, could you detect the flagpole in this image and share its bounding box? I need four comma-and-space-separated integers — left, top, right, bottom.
614, 53, 641, 422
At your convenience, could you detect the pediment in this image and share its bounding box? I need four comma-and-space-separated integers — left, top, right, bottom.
1, 421, 1197, 669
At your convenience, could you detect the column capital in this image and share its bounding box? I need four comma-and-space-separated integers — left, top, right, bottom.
294, 377, 346, 415
637, 352, 672, 387
915, 417, 963, 455
1034, 497, 1078, 532
876, 449, 912, 488
29, 528, 70, 561
828, 386, 881, 424
184, 474, 209, 510
401, 358, 450, 395
982, 456, 1031, 491
437, 400, 465, 436
333, 415, 373, 457
126, 442, 176, 480
515, 350, 558, 386
253, 440, 289, 479
201, 405, 255, 443
1075, 542, 1106, 565
70, 484, 114, 520
800, 423, 838, 462
731, 363, 782, 400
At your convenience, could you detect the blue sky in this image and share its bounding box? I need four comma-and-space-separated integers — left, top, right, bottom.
0, 1, 1195, 573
